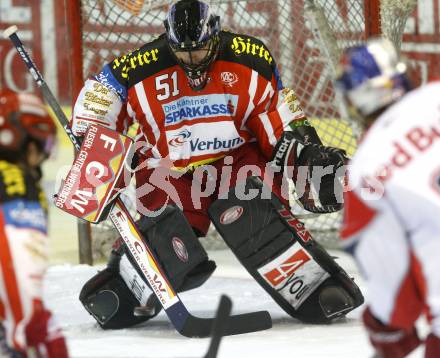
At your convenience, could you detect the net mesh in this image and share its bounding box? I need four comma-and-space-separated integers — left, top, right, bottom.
380, 0, 417, 52
77, 0, 411, 258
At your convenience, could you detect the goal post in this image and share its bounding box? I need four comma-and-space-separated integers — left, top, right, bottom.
66, 0, 93, 265
66, 0, 414, 260
364, 0, 382, 37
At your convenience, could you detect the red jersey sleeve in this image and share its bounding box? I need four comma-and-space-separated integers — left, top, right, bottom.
246, 80, 307, 158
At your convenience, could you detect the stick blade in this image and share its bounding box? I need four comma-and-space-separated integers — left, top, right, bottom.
221, 310, 272, 336
178, 306, 272, 338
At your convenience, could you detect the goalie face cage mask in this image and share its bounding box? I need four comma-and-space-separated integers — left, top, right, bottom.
165, 0, 220, 91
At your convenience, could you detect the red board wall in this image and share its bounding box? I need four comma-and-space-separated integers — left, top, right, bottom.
0, 1, 438, 105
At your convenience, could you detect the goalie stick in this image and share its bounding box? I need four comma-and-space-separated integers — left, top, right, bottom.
3, 25, 272, 338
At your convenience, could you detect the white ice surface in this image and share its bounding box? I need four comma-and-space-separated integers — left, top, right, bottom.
43, 250, 426, 358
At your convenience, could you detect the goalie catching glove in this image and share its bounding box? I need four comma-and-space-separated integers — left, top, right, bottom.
271, 116, 347, 213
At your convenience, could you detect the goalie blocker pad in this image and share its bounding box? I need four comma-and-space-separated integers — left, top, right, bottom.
80, 205, 216, 329
55, 124, 134, 223
208, 176, 363, 323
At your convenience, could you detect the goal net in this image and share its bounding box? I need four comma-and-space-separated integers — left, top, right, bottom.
69, 0, 415, 260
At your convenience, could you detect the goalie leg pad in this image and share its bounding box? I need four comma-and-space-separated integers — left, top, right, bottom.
136, 205, 216, 292
208, 176, 363, 323
80, 205, 216, 329
79, 264, 151, 329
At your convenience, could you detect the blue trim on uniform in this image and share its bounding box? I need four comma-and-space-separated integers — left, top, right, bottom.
274, 66, 283, 90
1, 200, 47, 234
94, 65, 128, 102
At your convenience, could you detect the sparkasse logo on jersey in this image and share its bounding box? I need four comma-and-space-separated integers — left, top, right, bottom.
162, 94, 238, 126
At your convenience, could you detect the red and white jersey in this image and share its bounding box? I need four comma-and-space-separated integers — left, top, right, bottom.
341, 82, 440, 329
0, 160, 67, 355
71, 31, 305, 171
342, 81, 440, 245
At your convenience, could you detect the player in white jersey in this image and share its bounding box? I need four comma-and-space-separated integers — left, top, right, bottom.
336, 38, 440, 357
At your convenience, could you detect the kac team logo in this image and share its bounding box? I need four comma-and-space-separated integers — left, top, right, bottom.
221, 72, 238, 87
168, 129, 191, 147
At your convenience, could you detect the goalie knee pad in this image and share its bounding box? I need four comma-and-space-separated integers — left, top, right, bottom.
135, 205, 216, 293
208, 176, 363, 324
80, 205, 216, 329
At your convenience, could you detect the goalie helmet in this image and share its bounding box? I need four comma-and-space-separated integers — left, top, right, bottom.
164, 0, 220, 91
0, 89, 56, 162
335, 38, 412, 118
